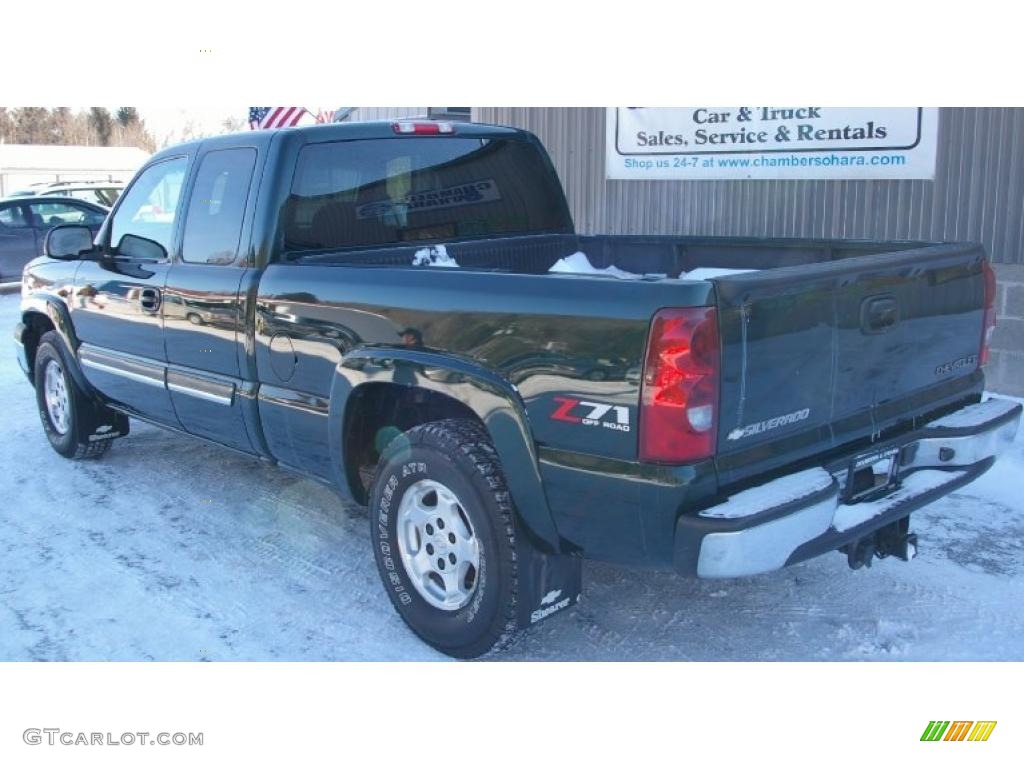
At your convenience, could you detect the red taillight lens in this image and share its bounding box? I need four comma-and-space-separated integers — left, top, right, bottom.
980, 260, 997, 366
639, 307, 720, 464
391, 121, 455, 135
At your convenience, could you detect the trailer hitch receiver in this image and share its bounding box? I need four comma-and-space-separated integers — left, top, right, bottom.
842, 517, 917, 570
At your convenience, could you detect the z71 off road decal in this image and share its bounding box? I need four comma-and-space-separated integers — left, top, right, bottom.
550, 397, 631, 433
727, 408, 811, 441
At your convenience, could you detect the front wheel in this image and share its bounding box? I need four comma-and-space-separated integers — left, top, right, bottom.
34, 332, 113, 460
370, 419, 519, 658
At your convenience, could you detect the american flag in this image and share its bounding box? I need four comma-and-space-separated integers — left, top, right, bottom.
248, 107, 308, 130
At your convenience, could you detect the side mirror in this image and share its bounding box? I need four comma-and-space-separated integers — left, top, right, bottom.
45, 225, 95, 259
117, 233, 168, 262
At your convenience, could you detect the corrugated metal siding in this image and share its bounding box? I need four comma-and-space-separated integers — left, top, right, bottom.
349, 107, 431, 121
473, 107, 1024, 265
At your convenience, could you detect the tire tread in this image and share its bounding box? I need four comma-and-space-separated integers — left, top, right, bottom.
35, 332, 114, 461
375, 418, 520, 658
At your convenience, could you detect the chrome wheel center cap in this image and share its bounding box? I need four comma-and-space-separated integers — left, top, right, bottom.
395, 479, 481, 611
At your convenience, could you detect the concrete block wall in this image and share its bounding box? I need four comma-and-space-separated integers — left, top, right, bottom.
988, 264, 1024, 396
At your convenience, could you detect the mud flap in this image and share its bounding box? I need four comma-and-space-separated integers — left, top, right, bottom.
75, 399, 130, 445
514, 535, 582, 629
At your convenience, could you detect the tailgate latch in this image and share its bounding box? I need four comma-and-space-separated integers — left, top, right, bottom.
860, 294, 900, 334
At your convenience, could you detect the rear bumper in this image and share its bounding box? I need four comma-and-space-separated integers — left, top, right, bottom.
674, 397, 1022, 578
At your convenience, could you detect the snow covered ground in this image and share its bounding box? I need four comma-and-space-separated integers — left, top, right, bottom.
1, 292, 1022, 661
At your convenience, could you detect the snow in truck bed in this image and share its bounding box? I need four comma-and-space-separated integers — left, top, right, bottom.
548, 251, 756, 281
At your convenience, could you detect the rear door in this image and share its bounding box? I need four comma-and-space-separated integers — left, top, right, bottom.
712, 244, 987, 485
163, 145, 259, 452
73, 157, 189, 426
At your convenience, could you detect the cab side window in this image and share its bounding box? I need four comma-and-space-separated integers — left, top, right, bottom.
110, 157, 188, 257
27, 201, 106, 227
181, 148, 257, 265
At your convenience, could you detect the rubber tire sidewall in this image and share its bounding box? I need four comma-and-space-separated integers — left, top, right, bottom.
34, 336, 82, 458
371, 425, 516, 659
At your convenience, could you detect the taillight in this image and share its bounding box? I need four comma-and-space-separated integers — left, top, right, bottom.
980, 260, 997, 366
392, 121, 455, 135
639, 307, 720, 464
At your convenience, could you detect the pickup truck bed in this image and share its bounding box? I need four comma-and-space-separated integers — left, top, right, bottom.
259, 232, 998, 562
14, 119, 1020, 657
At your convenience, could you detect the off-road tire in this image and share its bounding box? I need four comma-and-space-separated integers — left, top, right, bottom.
34, 332, 112, 460
370, 419, 518, 659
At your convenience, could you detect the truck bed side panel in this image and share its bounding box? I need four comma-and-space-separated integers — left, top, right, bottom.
254, 264, 714, 467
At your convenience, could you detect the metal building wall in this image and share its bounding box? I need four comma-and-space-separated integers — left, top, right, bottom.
474, 107, 1023, 263
349, 107, 431, 121
473, 107, 1024, 395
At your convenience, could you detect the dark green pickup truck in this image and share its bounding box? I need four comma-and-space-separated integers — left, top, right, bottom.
14, 119, 1021, 657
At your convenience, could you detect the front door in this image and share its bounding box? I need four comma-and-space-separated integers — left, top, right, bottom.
73, 156, 189, 426
163, 146, 259, 453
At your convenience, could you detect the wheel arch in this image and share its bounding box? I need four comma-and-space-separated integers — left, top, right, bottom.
328, 348, 561, 551
21, 297, 91, 394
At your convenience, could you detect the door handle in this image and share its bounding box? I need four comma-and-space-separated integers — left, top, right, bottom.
139, 287, 161, 313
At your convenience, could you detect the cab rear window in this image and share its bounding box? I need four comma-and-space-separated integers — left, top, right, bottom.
282, 137, 572, 253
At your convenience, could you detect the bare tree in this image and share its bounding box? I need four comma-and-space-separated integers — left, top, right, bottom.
12, 108, 52, 143
0, 108, 14, 142
0, 107, 155, 150
112, 108, 155, 152
49, 107, 74, 143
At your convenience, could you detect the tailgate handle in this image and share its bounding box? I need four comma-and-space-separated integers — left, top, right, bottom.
861, 295, 899, 334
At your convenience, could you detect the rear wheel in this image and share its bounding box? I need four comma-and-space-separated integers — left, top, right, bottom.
34, 332, 113, 460
370, 419, 518, 658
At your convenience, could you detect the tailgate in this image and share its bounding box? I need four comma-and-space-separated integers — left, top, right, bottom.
711, 243, 988, 486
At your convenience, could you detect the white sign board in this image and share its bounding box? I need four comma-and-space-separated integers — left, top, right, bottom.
606, 107, 938, 181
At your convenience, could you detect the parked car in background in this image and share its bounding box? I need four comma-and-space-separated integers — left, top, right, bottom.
4, 180, 124, 208
0, 196, 107, 281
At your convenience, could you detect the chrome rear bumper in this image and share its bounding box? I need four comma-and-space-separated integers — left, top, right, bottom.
674, 397, 1021, 578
